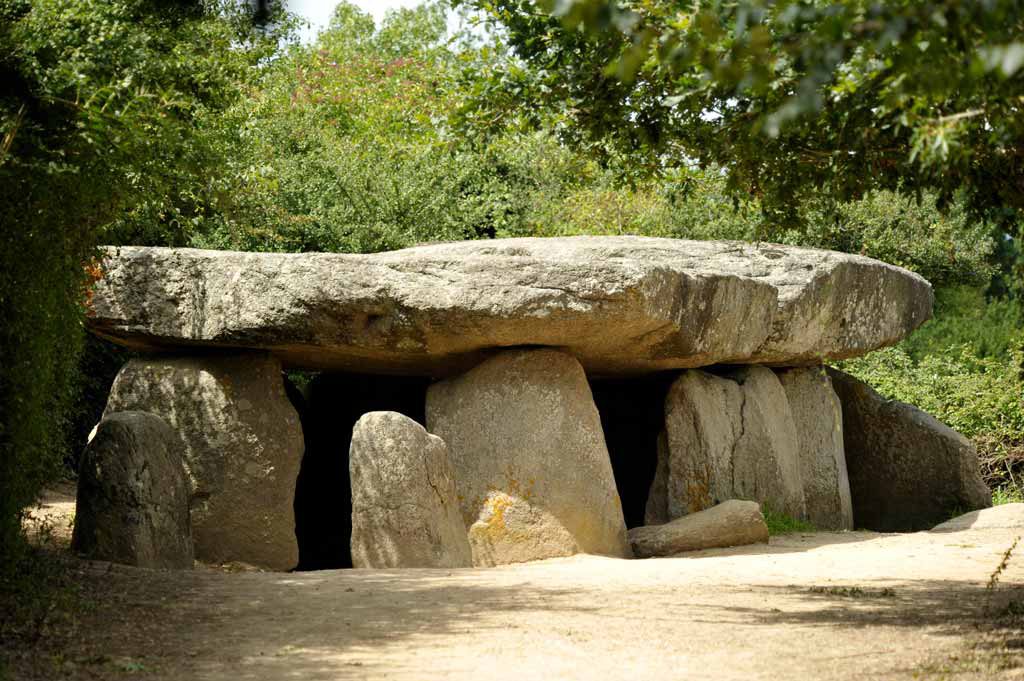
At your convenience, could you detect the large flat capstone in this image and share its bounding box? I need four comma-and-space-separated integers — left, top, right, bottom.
87, 237, 933, 375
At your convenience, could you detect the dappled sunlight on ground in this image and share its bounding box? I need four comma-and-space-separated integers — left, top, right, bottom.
13, 489, 1024, 681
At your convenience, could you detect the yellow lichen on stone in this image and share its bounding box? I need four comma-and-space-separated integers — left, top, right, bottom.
485, 492, 511, 533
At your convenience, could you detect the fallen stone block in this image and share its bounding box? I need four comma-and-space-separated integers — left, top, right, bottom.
628, 500, 769, 557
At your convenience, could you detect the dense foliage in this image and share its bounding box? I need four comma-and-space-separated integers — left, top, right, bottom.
462, 0, 1024, 231
0, 0, 285, 560
176, 1, 997, 289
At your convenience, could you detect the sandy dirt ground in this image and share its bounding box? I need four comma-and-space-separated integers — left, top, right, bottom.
12, 488, 1024, 681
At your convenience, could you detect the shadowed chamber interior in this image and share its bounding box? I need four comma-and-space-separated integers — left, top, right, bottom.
290, 368, 673, 569
289, 372, 430, 571
590, 374, 675, 529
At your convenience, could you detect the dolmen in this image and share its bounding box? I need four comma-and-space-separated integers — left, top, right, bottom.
77, 236, 991, 570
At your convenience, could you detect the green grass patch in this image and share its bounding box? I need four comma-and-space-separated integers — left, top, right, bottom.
762, 509, 816, 535
993, 486, 1024, 506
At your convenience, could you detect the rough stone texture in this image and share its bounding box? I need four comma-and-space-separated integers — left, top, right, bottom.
643, 431, 671, 526
72, 411, 193, 569
426, 349, 631, 566
659, 367, 806, 521
828, 368, 992, 531
104, 353, 304, 570
776, 367, 853, 530
628, 500, 769, 558
467, 491, 582, 567
349, 411, 471, 569
932, 504, 1024, 532
87, 237, 933, 376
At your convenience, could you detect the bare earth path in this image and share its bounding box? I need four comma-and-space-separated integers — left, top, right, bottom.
15, 489, 1024, 681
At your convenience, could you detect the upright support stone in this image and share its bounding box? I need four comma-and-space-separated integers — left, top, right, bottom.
426, 349, 631, 566
643, 431, 670, 526
104, 353, 303, 570
658, 367, 806, 522
349, 412, 471, 569
828, 368, 991, 531
72, 411, 193, 569
776, 367, 853, 530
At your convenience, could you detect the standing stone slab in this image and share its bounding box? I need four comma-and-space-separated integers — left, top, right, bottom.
659, 367, 805, 522
349, 412, 471, 569
643, 431, 671, 526
828, 368, 991, 531
72, 412, 193, 569
659, 371, 739, 519
776, 367, 853, 530
105, 353, 303, 570
732, 367, 806, 519
426, 349, 631, 566
629, 500, 769, 558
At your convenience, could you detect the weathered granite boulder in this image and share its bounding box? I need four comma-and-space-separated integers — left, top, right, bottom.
776, 367, 853, 530
104, 353, 304, 570
87, 237, 933, 375
349, 412, 471, 569
654, 367, 806, 521
828, 368, 991, 531
932, 504, 1024, 532
426, 349, 631, 565
72, 412, 193, 569
629, 500, 769, 557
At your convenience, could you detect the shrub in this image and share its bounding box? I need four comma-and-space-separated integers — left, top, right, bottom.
901, 286, 1024, 361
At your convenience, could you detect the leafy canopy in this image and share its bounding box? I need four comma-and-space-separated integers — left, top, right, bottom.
462, 0, 1024, 231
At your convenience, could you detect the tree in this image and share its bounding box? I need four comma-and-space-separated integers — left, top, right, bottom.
190, 0, 601, 252
0, 0, 288, 558
461, 0, 1024, 238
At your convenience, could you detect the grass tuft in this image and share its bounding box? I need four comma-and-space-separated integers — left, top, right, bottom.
762, 509, 815, 535
993, 486, 1024, 506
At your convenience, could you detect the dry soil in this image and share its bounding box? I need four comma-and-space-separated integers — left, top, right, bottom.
11, 487, 1024, 681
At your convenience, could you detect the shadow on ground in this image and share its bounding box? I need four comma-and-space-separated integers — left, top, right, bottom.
32, 554, 1018, 681
11, 496, 1024, 681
